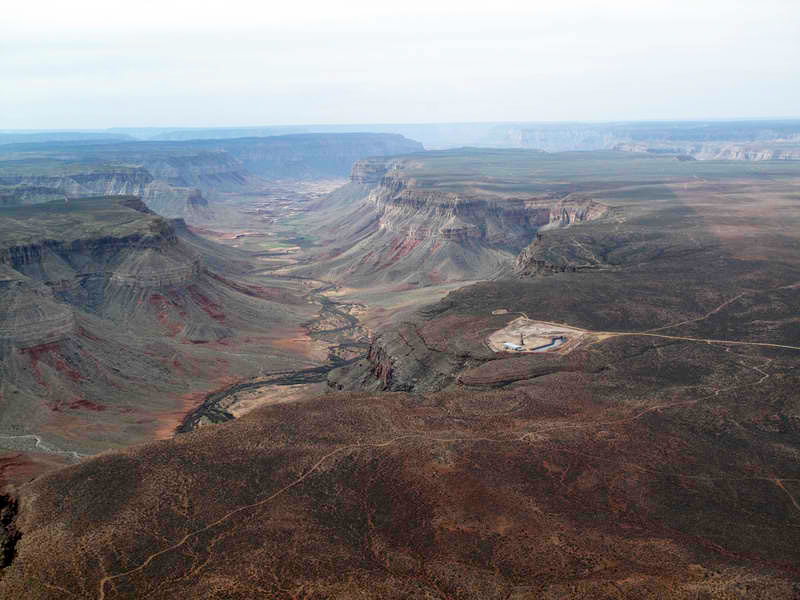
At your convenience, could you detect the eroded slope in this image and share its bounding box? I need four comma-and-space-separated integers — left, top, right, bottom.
287, 151, 611, 287
0, 197, 316, 468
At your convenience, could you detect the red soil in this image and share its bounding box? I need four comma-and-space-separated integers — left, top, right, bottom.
67, 398, 106, 412
389, 235, 422, 260
152, 376, 240, 440
20, 342, 82, 386
0, 452, 72, 489
148, 294, 184, 336
187, 285, 226, 322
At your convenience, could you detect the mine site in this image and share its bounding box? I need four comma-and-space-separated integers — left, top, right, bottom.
1, 2, 800, 599
487, 317, 586, 354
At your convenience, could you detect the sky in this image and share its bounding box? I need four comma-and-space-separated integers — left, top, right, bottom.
2, 0, 799, 129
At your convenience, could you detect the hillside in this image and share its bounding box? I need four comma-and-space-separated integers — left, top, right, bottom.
1, 382, 798, 598
0, 197, 318, 474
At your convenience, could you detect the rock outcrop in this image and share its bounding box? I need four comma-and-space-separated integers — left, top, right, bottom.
0, 281, 75, 348
0, 197, 204, 315
488, 120, 800, 157
612, 142, 800, 161
513, 233, 601, 277
367, 173, 607, 246
293, 156, 608, 286
0, 167, 154, 199
0, 195, 316, 464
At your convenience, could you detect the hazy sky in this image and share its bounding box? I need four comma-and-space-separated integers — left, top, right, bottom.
3, 0, 799, 129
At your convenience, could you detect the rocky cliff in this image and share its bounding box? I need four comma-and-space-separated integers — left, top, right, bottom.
0, 279, 76, 348
292, 155, 608, 286
0, 198, 203, 348
0, 195, 315, 462
0, 167, 154, 199
487, 120, 800, 157
513, 232, 605, 277
367, 171, 607, 247
0, 197, 249, 300
692, 144, 800, 161
613, 142, 800, 161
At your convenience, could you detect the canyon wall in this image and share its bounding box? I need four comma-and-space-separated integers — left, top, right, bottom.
0, 168, 154, 199
366, 172, 607, 249
292, 156, 608, 287
0, 282, 76, 348
0, 133, 424, 217
613, 142, 800, 161
487, 121, 800, 159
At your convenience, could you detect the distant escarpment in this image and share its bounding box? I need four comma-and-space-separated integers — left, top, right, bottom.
293, 156, 608, 286
691, 144, 800, 161
0, 133, 423, 218
349, 158, 392, 184
487, 119, 800, 158
218, 133, 423, 179
612, 142, 800, 161
0, 163, 209, 218
0, 166, 153, 200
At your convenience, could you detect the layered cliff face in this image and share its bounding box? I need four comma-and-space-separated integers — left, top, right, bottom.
368, 173, 606, 246
0, 279, 76, 348
0, 197, 200, 346
137, 151, 249, 190
0, 166, 154, 199
613, 142, 800, 161
0, 196, 314, 459
349, 158, 392, 184
692, 143, 800, 161
0, 157, 242, 217
487, 120, 800, 158
291, 154, 608, 286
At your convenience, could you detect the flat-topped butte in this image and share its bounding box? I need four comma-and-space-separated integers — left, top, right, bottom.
355, 148, 800, 197
0, 196, 165, 250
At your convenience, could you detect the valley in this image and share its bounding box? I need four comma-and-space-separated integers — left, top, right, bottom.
0, 141, 799, 598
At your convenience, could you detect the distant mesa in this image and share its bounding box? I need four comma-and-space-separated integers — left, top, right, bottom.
0, 133, 423, 219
